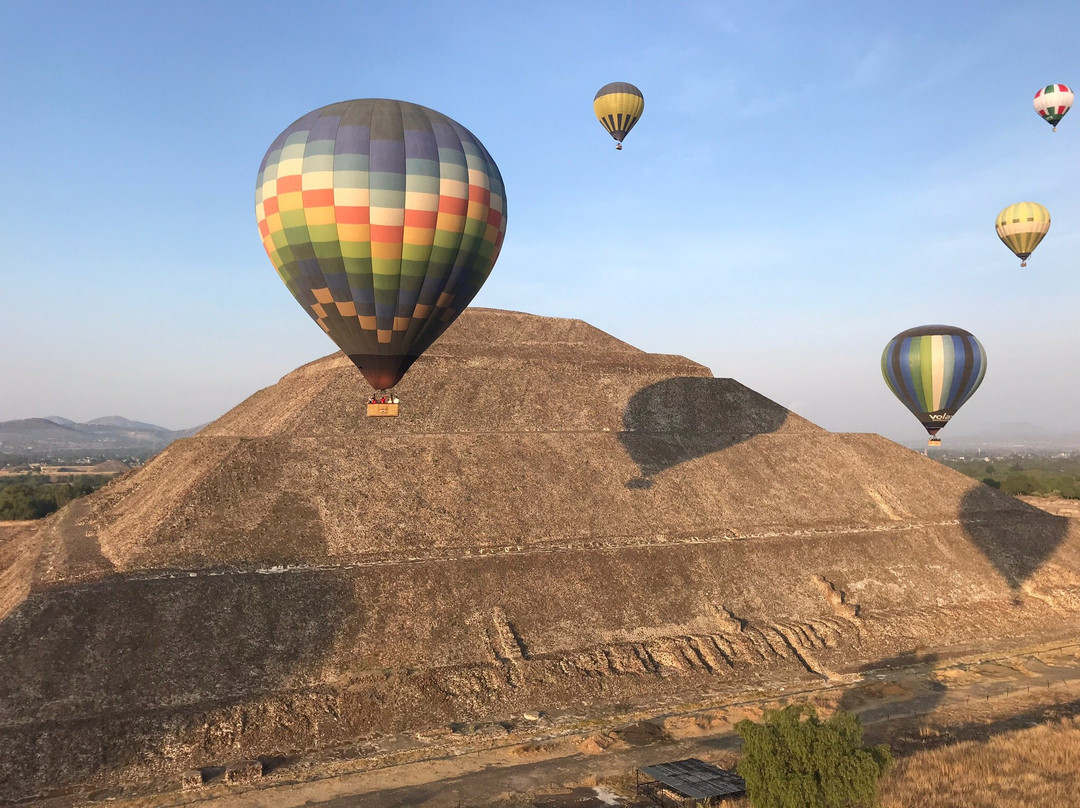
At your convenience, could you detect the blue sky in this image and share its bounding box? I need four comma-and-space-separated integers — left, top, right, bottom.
1, 0, 1077, 444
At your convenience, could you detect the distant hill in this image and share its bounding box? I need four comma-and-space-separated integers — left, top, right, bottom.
0, 416, 200, 461
85, 416, 175, 431
89, 460, 132, 473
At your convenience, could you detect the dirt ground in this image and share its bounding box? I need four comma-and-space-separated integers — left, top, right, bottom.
1018, 495, 1080, 518
37, 640, 1080, 808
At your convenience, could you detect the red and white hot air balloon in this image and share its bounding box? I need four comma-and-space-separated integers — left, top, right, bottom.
1034, 84, 1073, 131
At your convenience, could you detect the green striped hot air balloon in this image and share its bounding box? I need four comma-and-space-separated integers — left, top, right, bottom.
881, 325, 987, 446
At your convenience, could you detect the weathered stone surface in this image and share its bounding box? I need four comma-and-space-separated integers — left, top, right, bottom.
224, 759, 263, 785
1, 308, 1079, 801
179, 769, 202, 791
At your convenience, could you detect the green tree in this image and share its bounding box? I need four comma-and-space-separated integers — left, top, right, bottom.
735, 705, 891, 808
1044, 475, 1080, 499
0, 484, 59, 520
982, 477, 1001, 489
1001, 472, 1036, 496
0, 474, 114, 521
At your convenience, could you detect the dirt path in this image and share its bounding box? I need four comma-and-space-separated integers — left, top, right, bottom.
70, 642, 1080, 808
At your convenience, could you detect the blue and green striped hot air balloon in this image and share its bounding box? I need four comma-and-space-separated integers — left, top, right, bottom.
881, 325, 987, 446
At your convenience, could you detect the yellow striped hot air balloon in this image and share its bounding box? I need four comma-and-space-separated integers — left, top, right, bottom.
995, 202, 1050, 267
593, 82, 644, 150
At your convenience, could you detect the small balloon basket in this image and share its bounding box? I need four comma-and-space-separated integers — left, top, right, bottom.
367, 402, 399, 417
366, 392, 400, 417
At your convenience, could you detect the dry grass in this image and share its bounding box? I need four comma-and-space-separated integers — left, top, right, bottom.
880, 716, 1080, 807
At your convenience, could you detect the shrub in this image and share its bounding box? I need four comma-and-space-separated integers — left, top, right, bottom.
736, 704, 892, 808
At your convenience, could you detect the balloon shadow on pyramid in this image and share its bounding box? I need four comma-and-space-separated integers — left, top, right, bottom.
838, 651, 945, 720
959, 484, 1070, 596
618, 377, 790, 489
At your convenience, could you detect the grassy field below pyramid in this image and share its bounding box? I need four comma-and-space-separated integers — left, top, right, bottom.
2, 308, 1080, 802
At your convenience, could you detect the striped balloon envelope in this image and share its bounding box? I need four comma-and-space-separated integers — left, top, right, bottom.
255, 99, 507, 390
881, 326, 987, 446
995, 202, 1050, 268
1033, 84, 1073, 131
593, 82, 644, 149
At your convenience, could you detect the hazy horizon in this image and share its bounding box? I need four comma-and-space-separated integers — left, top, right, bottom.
2, 1, 1078, 444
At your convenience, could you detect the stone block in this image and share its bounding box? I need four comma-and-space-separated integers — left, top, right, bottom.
224, 760, 263, 785
180, 769, 203, 791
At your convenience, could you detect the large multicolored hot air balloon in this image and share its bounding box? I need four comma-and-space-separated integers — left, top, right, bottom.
255, 99, 507, 391
1033, 84, 1073, 131
593, 82, 644, 150
995, 202, 1050, 267
882, 326, 986, 446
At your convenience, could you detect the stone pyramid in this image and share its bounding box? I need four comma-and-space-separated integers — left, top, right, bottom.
2, 308, 1078, 800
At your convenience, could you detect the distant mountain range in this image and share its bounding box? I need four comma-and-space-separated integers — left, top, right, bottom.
5, 412, 1077, 463
0, 416, 202, 460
